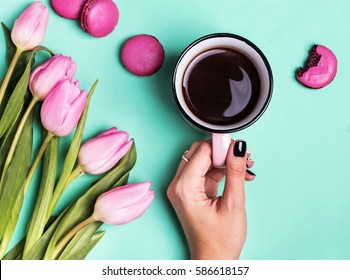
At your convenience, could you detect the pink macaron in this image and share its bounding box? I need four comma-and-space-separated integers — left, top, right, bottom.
121, 34, 165, 76
81, 0, 119, 38
296, 44, 337, 89
51, 0, 87, 20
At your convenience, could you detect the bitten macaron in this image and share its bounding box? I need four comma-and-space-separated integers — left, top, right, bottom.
121, 34, 165, 76
296, 44, 337, 89
81, 0, 119, 38
51, 0, 87, 20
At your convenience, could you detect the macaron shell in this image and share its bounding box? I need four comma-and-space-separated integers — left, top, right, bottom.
296, 45, 337, 89
81, 0, 119, 38
51, 0, 86, 20
121, 34, 165, 76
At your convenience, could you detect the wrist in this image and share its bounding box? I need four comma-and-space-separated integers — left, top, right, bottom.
191, 248, 241, 260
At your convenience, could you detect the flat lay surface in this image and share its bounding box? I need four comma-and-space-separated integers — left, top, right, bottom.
1, 0, 350, 260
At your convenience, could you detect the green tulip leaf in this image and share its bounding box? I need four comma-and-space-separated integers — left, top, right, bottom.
1, 22, 16, 67
0, 186, 24, 259
21, 210, 69, 260
58, 222, 104, 260
0, 110, 33, 245
3, 237, 25, 260
69, 230, 105, 260
23, 135, 59, 255
0, 23, 33, 118
0, 64, 30, 138
0, 106, 22, 185
1, 23, 52, 84
43, 148, 135, 260
1, 22, 32, 92
0, 44, 53, 138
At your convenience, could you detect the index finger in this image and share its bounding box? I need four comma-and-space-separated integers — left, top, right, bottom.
181, 141, 212, 179
174, 140, 210, 180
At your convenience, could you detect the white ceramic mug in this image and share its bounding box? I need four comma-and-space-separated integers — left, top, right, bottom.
173, 33, 273, 167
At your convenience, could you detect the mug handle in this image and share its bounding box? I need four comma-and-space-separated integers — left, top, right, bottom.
212, 133, 231, 168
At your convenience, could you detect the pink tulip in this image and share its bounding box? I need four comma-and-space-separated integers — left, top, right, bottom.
11, 1, 49, 51
29, 54, 77, 100
41, 80, 87, 137
78, 127, 134, 175
93, 182, 155, 225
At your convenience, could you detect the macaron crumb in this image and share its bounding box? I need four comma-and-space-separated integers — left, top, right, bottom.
121, 34, 165, 76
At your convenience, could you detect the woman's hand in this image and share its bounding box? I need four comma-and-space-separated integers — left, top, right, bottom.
167, 140, 255, 260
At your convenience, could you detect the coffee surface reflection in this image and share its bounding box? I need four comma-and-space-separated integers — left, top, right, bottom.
182, 48, 261, 125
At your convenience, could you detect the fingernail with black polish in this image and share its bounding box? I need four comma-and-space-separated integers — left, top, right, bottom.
246, 169, 256, 176
233, 141, 246, 157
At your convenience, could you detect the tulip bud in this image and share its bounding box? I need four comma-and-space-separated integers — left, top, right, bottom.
11, 1, 49, 51
41, 80, 87, 137
29, 54, 77, 100
93, 181, 155, 225
78, 127, 133, 175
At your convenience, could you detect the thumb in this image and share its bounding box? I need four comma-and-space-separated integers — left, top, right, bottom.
221, 140, 247, 209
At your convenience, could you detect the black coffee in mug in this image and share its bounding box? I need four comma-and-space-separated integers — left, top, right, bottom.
173, 33, 273, 168
182, 48, 261, 126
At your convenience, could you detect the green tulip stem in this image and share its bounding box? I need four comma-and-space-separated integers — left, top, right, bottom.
0, 48, 23, 106
49, 215, 96, 260
23, 132, 54, 194
0, 97, 38, 194
48, 165, 85, 219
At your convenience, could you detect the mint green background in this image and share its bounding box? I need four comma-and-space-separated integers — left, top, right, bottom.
1, 0, 350, 260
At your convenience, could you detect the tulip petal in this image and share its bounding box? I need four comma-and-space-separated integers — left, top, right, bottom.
101, 190, 155, 225
54, 90, 87, 136
11, 2, 49, 51
96, 127, 118, 138
79, 131, 128, 161
96, 181, 152, 209
91, 139, 133, 175
78, 127, 119, 163
40, 80, 86, 136
29, 54, 76, 100
77, 128, 134, 175
41, 84, 69, 133
78, 131, 129, 168
93, 182, 154, 225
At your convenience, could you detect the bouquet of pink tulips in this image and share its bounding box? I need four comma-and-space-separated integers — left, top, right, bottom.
0, 1, 154, 260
